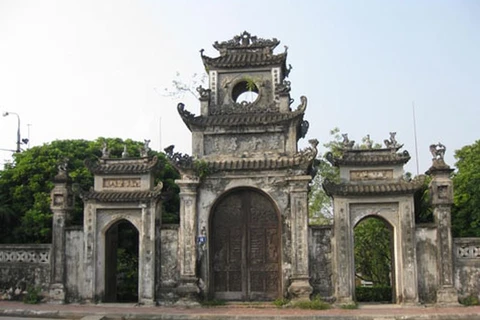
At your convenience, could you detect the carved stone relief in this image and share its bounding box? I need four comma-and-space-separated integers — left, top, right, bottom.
204, 134, 284, 156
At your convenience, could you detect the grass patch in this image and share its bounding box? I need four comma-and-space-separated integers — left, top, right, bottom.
292, 295, 330, 310
460, 295, 480, 306
273, 298, 290, 307
340, 302, 358, 309
200, 299, 226, 307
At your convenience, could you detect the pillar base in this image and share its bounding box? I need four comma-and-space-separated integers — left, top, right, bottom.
175, 276, 200, 306
436, 287, 459, 306
288, 276, 313, 301
48, 283, 65, 304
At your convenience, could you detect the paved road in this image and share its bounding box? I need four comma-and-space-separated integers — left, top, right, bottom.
1, 301, 480, 320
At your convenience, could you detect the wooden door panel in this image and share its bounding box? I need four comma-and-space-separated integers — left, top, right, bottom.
212, 189, 280, 301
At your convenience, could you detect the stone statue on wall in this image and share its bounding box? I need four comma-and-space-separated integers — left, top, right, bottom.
342, 133, 355, 150
384, 132, 398, 149
196, 85, 211, 100
140, 139, 150, 158
121, 145, 129, 158
101, 142, 110, 159
430, 142, 446, 160
365, 134, 373, 149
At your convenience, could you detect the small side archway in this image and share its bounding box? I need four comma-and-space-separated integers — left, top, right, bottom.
353, 215, 395, 303
208, 187, 282, 301
104, 219, 139, 302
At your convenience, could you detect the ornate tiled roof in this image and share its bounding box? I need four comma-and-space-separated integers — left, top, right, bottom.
177, 97, 306, 131
323, 176, 425, 197
85, 157, 158, 174
81, 190, 162, 202
201, 31, 287, 71
164, 139, 319, 175
202, 52, 287, 70
326, 149, 410, 167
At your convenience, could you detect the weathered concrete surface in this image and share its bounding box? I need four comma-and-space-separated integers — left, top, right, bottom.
416, 225, 438, 304
454, 238, 480, 300
0, 244, 51, 299
1, 301, 480, 320
308, 225, 333, 300
65, 227, 85, 303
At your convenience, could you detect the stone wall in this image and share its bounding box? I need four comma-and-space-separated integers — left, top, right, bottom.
65, 227, 84, 302
308, 225, 333, 300
0, 244, 51, 299
158, 225, 179, 303
415, 224, 438, 303
454, 238, 480, 300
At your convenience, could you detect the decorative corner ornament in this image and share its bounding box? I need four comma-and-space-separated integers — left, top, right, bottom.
429, 142, 446, 161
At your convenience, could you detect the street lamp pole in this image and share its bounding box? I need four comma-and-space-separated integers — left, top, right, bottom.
2, 111, 21, 153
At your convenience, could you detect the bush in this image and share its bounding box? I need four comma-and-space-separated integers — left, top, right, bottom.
355, 286, 392, 302
460, 294, 480, 306
23, 286, 42, 304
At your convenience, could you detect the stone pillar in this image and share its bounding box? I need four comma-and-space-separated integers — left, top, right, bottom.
176, 178, 200, 303
398, 199, 419, 304
286, 175, 313, 300
49, 166, 73, 303
331, 199, 354, 304
138, 201, 158, 305
427, 157, 459, 305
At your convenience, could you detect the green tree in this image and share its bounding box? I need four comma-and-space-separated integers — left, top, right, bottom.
452, 140, 480, 237
354, 218, 392, 286
0, 138, 180, 243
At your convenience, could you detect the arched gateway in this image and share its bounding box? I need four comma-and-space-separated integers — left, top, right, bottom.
323, 140, 425, 304
167, 31, 318, 302
210, 188, 281, 300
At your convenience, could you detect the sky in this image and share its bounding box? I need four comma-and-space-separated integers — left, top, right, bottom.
0, 0, 479, 174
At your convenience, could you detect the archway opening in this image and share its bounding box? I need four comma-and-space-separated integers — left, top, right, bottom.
354, 217, 395, 303
232, 80, 259, 104
209, 188, 281, 301
104, 219, 139, 302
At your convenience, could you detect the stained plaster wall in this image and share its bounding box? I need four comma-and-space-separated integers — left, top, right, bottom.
308, 225, 333, 300
415, 225, 438, 303
454, 238, 480, 299
65, 227, 84, 302
0, 244, 51, 298
196, 170, 302, 297
158, 225, 179, 302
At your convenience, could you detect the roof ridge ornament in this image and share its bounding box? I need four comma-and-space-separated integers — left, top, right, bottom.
212, 31, 280, 55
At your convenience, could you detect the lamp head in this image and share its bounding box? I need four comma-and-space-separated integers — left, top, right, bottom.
2, 112, 8, 117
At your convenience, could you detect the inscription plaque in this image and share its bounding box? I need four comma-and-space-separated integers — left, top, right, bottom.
350, 169, 393, 181
103, 178, 141, 189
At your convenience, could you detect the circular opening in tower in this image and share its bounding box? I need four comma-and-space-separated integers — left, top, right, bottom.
232, 80, 259, 104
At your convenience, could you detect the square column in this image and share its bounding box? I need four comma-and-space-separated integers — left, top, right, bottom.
331, 199, 354, 304
176, 178, 200, 303
427, 158, 459, 305
49, 168, 73, 303
138, 201, 158, 305
286, 175, 313, 300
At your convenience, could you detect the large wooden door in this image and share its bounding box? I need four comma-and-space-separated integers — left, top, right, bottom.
211, 189, 280, 301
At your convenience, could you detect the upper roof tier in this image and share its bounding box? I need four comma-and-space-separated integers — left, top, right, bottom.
326, 148, 411, 167
85, 156, 158, 175
201, 31, 288, 72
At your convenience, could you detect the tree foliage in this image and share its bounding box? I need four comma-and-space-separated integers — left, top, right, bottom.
0, 138, 180, 244
452, 140, 480, 237
354, 218, 392, 286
